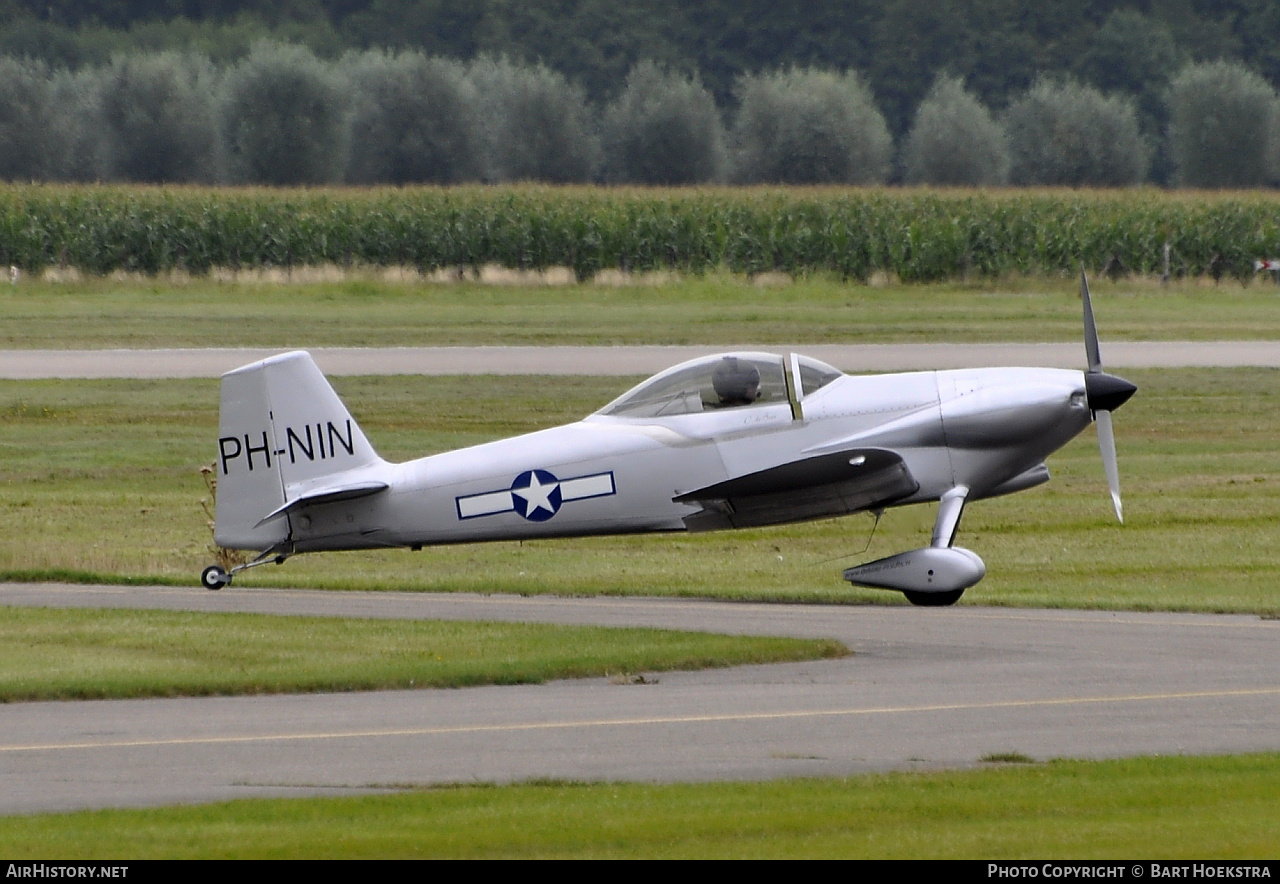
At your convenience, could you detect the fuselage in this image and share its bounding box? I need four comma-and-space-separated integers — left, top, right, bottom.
284, 365, 1094, 553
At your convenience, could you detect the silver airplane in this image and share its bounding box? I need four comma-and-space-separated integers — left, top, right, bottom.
202, 272, 1136, 605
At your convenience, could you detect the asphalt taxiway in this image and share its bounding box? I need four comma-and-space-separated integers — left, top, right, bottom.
4, 341, 1280, 379
1, 583, 1277, 815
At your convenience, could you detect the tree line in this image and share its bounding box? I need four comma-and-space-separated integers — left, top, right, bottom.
6, 2, 1280, 130
1, 43, 1276, 188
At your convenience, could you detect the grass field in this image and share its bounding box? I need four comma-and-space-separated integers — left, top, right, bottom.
5, 273, 1280, 348
1, 753, 1275, 858
0, 606, 842, 701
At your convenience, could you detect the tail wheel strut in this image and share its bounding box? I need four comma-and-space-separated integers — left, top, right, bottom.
199, 546, 291, 590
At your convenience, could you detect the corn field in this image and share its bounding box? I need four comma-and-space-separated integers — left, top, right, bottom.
3, 185, 1280, 283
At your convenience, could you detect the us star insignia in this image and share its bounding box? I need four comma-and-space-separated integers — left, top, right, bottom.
455, 469, 616, 522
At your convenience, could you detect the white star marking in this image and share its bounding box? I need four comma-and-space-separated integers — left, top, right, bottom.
455, 470, 615, 521
513, 472, 559, 517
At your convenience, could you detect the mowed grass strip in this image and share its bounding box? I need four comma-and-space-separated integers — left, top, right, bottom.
0, 606, 844, 701
0, 754, 1275, 859
1, 368, 1278, 613
5, 274, 1280, 348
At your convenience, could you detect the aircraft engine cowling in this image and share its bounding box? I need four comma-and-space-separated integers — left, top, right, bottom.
843, 547, 986, 594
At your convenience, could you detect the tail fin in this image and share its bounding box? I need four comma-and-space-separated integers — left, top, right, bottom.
214, 351, 386, 550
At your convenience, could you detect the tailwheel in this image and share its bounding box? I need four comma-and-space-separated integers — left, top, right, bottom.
201, 565, 230, 590
903, 588, 964, 607
200, 544, 291, 590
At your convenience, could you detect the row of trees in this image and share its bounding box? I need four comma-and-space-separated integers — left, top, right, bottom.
1, 43, 1277, 188
7, 2, 1280, 137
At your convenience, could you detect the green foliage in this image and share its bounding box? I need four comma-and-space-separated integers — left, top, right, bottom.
469, 56, 598, 184
731, 68, 892, 185
868, 0, 978, 138
1075, 7, 1183, 183
2, 25, 1280, 186
902, 76, 1009, 186
344, 50, 480, 185
1005, 78, 1149, 186
1076, 8, 1181, 104
8, 2, 1280, 152
1167, 61, 1280, 189
44, 68, 102, 182
220, 42, 348, 185
599, 62, 726, 185
96, 52, 221, 184
7, 184, 1280, 282
0, 14, 93, 67
0, 56, 55, 181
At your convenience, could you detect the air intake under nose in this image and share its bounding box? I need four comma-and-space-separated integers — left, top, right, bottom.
1085, 371, 1137, 413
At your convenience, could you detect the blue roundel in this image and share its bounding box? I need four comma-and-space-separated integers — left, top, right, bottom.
510, 469, 563, 521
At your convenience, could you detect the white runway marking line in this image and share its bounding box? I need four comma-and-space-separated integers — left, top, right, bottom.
4, 686, 1277, 754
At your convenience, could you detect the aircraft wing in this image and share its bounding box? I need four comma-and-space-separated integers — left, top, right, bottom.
674, 448, 918, 531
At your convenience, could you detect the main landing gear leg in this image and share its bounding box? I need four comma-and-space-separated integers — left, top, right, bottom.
200, 546, 291, 590
845, 487, 985, 606
902, 486, 972, 607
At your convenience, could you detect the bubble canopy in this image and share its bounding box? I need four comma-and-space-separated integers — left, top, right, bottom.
595, 352, 843, 418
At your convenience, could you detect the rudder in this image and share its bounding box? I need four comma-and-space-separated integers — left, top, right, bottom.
214, 351, 384, 550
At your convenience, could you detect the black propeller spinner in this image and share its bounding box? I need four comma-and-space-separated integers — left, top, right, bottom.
1085, 369, 1138, 413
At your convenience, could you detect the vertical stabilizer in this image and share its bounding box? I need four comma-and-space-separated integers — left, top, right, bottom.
214, 351, 383, 550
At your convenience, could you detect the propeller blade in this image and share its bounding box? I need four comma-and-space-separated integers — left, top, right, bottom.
1081, 268, 1131, 521
1096, 409, 1123, 522
1081, 267, 1102, 373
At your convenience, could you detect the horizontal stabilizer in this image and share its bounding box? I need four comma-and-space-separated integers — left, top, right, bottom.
844, 547, 986, 593
256, 480, 389, 527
